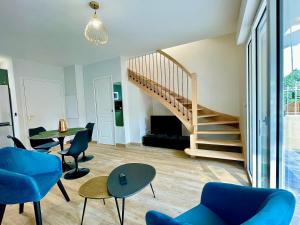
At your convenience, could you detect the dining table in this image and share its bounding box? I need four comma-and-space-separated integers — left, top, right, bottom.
30, 127, 86, 171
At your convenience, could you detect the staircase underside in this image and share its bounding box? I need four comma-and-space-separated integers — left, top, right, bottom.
128, 64, 244, 163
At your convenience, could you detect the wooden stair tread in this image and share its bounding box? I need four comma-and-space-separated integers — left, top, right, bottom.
198, 120, 239, 126
185, 148, 244, 161
198, 114, 218, 118
195, 139, 242, 147
189, 108, 204, 112
195, 129, 240, 134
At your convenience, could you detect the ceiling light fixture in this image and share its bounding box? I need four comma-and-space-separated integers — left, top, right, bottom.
85, 1, 108, 45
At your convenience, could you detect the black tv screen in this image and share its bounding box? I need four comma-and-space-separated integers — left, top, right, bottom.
151, 116, 182, 136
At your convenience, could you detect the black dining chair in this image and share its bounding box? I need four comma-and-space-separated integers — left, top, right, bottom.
29, 127, 59, 150
78, 122, 95, 162
59, 130, 90, 180
7, 135, 49, 153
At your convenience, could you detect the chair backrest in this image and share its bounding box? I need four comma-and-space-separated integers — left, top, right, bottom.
68, 130, 89, 156
7, 135, 27, 149
242, 191, 296, 225
29, 127, 54, 148
85, 123, 95, 142
201, 182, 295, 225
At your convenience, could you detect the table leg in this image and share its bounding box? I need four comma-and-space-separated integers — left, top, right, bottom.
121, 198, 125, 225
114, 198, 122, 224
80, 198, 87, 225
150, 183, 156, 198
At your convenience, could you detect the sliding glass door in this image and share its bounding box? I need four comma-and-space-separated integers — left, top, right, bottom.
247, 0, 300, 222
279, 0, 300, 223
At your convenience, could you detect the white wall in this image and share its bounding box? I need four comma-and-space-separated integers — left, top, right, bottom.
64, 65, 78, 127
164, 33, 245, 117
12, 58, 65, 144
64, 65, 86, 129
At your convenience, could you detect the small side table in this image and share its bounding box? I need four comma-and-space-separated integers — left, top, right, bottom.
78, 176, 112, 225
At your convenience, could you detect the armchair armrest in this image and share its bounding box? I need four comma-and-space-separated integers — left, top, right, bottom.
0, 147, 62, 176
200, 182, 275, 225
146, 211, 188, 225
0, 169, 41, 204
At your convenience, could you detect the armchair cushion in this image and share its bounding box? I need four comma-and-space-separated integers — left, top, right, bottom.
146, 210, 189, 225
176, 205, 228, 225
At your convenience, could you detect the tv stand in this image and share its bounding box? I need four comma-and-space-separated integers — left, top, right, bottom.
142, 115, 190, 150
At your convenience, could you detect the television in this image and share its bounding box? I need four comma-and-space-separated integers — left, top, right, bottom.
150, 115, 182, 136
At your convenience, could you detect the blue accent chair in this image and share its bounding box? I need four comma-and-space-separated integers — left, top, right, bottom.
0, 147, 70, 225
146, 182, 296, 225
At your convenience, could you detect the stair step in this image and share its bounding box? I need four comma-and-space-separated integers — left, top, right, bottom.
198, 114, 218, 118
189, 108, 204, 112
195, 129, 240, 135
198, 120, 239, 126
195, 139, 242, 147
185, 148, 244, 161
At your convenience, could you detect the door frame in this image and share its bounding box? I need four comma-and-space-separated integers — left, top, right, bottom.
93, 75, 116, 145
21, 77, 65, 138
246, 0, 270, 188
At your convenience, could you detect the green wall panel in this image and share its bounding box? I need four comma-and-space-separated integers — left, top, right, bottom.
0, 69, 8, 85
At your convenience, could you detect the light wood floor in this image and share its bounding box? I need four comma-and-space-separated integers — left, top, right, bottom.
3, 143, 248, 225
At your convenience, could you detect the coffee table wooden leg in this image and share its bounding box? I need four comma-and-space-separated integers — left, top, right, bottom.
81, 198, 88, 225
150, 183, 156, 198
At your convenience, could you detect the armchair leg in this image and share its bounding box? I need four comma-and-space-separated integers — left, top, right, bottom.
57, 180, 70, 202
33, 201, 42, 225
0, 204, 6, 224
19, 203, 24, 214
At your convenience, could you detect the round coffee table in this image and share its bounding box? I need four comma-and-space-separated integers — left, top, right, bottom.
79, 176, 112, 225
107, 163, 156, 225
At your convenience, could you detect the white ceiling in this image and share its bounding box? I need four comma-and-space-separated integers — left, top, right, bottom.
0, 0, 241, 66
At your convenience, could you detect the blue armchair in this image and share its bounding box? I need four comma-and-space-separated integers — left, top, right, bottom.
146, 182, 296, 225
0, 147, 70, 225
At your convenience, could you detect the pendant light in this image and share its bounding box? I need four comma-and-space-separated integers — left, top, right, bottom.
84, 1, 108, 45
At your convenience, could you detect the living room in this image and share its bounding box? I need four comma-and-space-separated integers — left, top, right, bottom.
0, 0, 299, 225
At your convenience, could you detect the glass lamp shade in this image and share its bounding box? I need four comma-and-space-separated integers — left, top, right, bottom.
85, 14, 108, 45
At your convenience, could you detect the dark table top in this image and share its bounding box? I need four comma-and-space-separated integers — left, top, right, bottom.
107, 163, 156, 198
30, 127, 86, 140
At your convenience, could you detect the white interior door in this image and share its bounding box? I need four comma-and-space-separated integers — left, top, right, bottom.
23, 79, 65, 131
94, 76, 115, 145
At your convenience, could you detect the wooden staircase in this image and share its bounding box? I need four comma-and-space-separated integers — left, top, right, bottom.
127, 50, 244, 163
